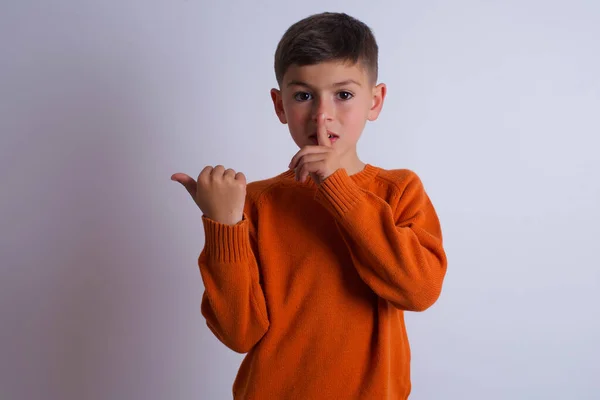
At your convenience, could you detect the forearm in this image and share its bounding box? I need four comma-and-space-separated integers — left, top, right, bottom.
316, 169, 447, 311
336, 211, 446, 311
199, 215, 270, 352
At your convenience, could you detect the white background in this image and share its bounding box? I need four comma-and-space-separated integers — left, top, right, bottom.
1, 1, 599, 399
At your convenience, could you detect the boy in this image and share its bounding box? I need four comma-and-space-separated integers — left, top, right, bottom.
171, 12, 447, 399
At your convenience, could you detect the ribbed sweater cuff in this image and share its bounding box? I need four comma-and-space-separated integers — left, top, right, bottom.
201, 214, 252, 263
315, 168, 365, 217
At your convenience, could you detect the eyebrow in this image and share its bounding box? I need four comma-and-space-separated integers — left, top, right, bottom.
287, 79, 362, 88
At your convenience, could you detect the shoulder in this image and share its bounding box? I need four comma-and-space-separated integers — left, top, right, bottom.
370, 166, 440, 226
371, 165, 425, 195
244, 170, 292, 207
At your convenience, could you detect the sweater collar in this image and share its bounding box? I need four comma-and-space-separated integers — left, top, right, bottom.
281, 163, 379, 188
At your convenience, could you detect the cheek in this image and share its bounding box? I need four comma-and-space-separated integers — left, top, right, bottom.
284, 104, 309, 127
338, 102, 368, 127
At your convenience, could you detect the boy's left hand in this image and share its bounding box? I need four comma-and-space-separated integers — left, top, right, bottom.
288, 114, 342, 185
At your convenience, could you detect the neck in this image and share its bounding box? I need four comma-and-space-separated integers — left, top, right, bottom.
339, 150, 366, 175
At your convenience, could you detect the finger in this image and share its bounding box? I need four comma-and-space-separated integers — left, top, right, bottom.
211, 164, 225, 178
289, 145, 330, 169
289, 148, 310, 170
316, 113, 331, 148
224, 168, 236, 179
235, 171, 247, 185
171, 173, 197, 198
295, 152, 327, 173
198, 165, 214, 184
296, 156, 326, 182
299, 160, 322, 183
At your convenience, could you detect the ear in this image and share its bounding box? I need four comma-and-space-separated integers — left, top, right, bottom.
367, 83, 387, 121
270, 88, 288, 124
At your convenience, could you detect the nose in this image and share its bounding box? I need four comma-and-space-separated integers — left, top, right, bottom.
312, 96, 334, 122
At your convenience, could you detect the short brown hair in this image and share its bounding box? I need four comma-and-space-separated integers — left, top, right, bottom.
274, 12, 379, 86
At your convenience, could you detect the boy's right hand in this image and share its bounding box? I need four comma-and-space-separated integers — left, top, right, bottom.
171, 165, 247, 226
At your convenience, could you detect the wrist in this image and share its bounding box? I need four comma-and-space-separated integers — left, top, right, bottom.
205, 214, 243, 226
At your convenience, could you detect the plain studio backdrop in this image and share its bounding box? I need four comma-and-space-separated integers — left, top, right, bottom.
1, 1, 598, 399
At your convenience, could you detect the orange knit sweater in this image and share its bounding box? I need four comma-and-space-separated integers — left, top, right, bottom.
198, 163, 447, 399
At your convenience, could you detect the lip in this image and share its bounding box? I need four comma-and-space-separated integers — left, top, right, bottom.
309, 131, 339, 144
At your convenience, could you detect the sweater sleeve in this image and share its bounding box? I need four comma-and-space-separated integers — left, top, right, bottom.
198, 193, 270, 353
314, 168, 447, 311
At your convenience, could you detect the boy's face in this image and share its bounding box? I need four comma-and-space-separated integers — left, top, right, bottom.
271, 60, 386, 164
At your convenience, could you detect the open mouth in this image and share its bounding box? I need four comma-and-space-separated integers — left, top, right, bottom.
309, 133, 339, 144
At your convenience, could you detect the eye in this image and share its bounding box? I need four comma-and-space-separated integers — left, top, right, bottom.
337, 91, 354, 101
294, 92, 312, 102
